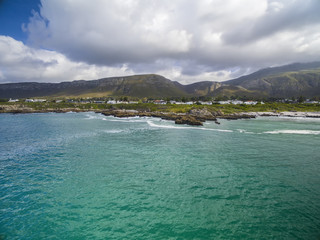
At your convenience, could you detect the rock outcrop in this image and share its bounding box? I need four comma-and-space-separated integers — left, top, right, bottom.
175, 116, 203, 126
100, 110, 204, 126
219, 114, 256, 120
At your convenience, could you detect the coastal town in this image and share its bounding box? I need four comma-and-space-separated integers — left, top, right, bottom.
7, 98, 320, 105
2, 96, 320, 127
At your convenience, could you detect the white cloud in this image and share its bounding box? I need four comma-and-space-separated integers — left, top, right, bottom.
3, 0, 320, 83
0, 36, 135, 83
0, 70, 5, 80
0, 35, 234, 84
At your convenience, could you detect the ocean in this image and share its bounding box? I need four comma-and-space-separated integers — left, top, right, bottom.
1, 112, 320, 239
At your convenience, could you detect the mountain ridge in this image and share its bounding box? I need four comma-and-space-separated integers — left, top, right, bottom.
1, 62, 320, 99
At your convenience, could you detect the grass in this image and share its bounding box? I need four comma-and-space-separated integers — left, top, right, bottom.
2, 102, 320, 114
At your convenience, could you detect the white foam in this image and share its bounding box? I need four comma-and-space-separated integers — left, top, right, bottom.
84, 113, 150, 123
102, 129, 126, 134
212, 129, 233, 133
259, 116, 320, 122
106, 118, 149, 123
237, 129, 255, 134
264, 130, 320, 135
147, 120, 233, 132
84, 113, 107, 120
147, 120, 191, 129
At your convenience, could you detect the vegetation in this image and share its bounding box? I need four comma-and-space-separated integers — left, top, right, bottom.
1, 62, 320, 100
1, 101, 320, 114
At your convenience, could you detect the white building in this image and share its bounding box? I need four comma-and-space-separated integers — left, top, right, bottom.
218, 100, 231, 104
244, 101, 258, 105
185, 101, 194, 105
199, 101, 212, 105
230, 100, 243, 105
33, 99, 46, 102
154, 100, 166, 104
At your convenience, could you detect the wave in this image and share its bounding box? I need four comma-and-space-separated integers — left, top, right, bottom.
236, 129, 255, 134
102, 129, 126, 134
147, 120, 193, 129
264, 130, 320, 135
86, 113, 320, 136
212, 129, 233, 133
84, 113, 107, 120
258, 116, 320, 122
84, 113, 149, 123
107, 118, 149, 123
147, 120, 233, 132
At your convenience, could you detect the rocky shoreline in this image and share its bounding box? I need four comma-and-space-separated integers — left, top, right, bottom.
243, 111, 320, 118
1, 104, 319, 126
0, 104, 256, 126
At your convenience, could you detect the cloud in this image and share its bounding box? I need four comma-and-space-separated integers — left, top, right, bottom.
0, 36, 134, 83
26, 0, 194, 65
222, 0, 320, 45
4, 0, 320, 84
0, 35, 233, 84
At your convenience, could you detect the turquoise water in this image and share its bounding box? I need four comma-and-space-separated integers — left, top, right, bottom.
1, 112, 320, 239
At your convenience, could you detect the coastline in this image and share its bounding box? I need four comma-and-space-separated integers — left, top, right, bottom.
0, 105, 218, 125
243, 111, 320, 118
1, 104, 320, 126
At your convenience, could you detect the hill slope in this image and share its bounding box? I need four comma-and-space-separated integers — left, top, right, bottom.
0, 62, 320, 99
0, 74, 189, 99
225, 62, 320, 98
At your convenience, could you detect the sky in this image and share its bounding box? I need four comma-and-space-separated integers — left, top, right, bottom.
0, 0, 320, 84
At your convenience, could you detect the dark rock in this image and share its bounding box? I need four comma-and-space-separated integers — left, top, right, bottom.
175, 116, 203, 126
188, 108, 212, 117
219, 114, 256, 120
188, 107, 217, 122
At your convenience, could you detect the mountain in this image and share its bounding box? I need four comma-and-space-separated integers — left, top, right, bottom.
224, 62, 320, 98
0, 74, 188, 99
1, 62, 320, 99
183, 81, 222, 96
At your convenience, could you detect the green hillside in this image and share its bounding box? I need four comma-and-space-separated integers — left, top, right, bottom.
0, 74, 188, 99
1, 62, 320, 99
226, 64, 320, 98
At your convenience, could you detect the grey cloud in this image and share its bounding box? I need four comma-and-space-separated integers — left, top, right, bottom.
222, 0, 320, 45
4, 0, 320, 83
26, 0, 195, 67
0, 36, 136, 83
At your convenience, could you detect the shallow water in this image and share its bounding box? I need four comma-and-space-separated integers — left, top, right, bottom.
1, 112, 320, 239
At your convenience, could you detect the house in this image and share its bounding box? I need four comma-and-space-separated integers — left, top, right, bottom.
8, 98, 19, 102
33, 99, 46, 102
154, 100, 166, 105
218, 100, 231, 104
305, 100, 319, 104
185, 101, 194, 105
199, 101, 212, 105
230, 100, 243, 105
244, 101, 258, 105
